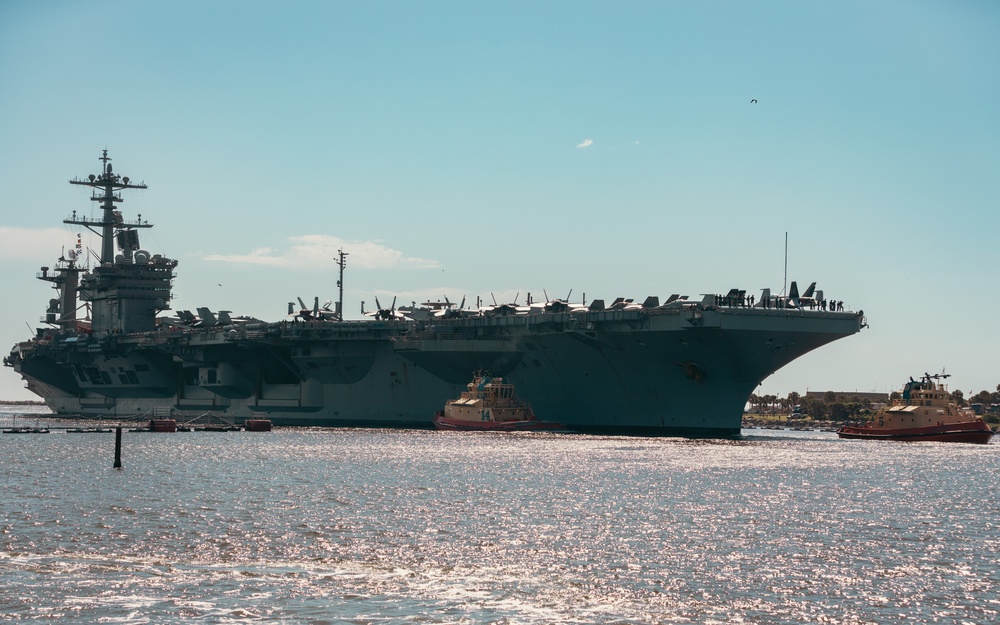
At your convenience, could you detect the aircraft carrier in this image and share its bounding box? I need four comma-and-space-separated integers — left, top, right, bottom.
4, 152, 867, 436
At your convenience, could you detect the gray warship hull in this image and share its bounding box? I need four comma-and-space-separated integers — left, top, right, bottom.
12, 306, 862, 436
5, 151, 865, 435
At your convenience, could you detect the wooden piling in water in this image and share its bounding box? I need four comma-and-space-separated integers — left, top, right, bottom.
114, 427, 122, 469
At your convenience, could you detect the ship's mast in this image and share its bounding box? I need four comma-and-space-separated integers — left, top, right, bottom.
783, 231, 788, 297
37, 259, 85, 330
60, 150, 176, 335
335, 248, 349, 321
66, 149, 151, 264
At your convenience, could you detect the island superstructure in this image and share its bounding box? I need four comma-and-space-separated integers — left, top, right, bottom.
4, 152, 867, 436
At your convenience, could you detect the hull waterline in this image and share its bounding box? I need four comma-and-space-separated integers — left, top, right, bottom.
837, 422, 993, 444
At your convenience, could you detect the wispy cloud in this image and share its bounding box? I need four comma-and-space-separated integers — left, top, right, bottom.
204, 234, 441, 270
0, 227, 79, 262
577, 138, 594, 149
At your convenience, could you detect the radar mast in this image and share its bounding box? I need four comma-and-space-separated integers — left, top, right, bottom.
66, 149, 152, 265
62, 151, 176, 335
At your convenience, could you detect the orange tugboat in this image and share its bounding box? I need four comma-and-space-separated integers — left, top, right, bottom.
838, 374, 994, 444
434, 373, 567, 432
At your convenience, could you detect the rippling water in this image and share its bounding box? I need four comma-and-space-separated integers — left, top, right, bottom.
2, 409, 998, 624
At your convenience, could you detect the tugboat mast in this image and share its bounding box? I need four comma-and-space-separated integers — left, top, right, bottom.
66, 149, 151, 264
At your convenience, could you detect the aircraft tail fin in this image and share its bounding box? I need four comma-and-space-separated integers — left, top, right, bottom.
756, 288, 770, 307
196, 307, 217, 327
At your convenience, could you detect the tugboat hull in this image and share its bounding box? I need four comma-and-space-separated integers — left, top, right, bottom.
433, 412, 566, 432
837, 421, 993, 444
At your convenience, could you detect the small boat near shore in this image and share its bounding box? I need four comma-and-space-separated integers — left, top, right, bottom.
149, 418, 177, 432
434, 373, 567, 432
243, 418, 273, 432
837, 374, 993, 444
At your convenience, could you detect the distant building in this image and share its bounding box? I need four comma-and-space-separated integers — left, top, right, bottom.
804, 391, 889, 403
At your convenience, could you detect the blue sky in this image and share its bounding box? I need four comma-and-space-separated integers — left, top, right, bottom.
2, 1, 999, 401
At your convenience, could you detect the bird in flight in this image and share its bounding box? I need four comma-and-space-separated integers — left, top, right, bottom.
750, 99, 757, 103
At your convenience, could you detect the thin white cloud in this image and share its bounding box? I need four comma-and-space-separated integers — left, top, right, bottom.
204, 234, 441, 270
577, 138, 594, 149
0, 227, 79, 262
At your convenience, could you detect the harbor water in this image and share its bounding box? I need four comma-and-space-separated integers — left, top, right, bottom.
2, 408, 998, 624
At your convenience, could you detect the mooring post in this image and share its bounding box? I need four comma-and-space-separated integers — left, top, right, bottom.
113, 426, 122, 469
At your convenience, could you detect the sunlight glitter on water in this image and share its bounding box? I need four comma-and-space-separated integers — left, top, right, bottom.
1, 427, 998, 623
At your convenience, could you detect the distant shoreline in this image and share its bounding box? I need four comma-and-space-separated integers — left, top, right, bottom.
0, 400, 46, 406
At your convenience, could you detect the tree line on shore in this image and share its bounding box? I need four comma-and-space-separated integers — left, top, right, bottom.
747, 386, 1000, 425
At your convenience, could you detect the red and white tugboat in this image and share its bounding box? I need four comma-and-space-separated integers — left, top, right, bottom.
434, 373, 567, 432
838, 373, 993, 444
